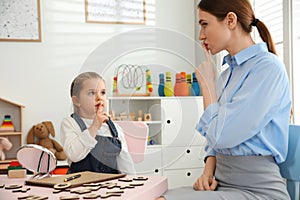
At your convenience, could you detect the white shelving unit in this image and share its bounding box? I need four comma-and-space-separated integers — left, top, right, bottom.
108, 96, 207, 188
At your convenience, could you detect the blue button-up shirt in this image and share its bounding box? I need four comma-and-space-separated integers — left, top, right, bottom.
196, 43, 291, 164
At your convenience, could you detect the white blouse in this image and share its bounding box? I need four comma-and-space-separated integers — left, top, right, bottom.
60, 116, 136, 175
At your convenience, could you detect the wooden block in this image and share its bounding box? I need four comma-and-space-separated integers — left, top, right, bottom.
8, 169, 26, 178
144, 113, 151, 121
5, 184, 23, 189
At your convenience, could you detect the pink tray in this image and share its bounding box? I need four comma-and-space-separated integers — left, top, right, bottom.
0, 175, 168, 200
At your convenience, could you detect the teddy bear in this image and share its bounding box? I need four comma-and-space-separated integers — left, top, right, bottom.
0, 137, 13, 160
27, 121, 67, 160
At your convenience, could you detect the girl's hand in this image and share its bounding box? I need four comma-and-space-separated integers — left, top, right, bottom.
193, 173, 218, 191
95, 111, 108, 126
95, 100, 108, 127
89, 100, 108, 137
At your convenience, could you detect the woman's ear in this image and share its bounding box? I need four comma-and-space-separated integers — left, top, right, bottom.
226, 12, 237, 29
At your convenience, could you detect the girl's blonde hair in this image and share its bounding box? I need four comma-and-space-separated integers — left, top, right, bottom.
70, 71, 105, 113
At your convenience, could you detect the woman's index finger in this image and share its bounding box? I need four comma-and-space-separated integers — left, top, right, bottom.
202, 42, 213, 62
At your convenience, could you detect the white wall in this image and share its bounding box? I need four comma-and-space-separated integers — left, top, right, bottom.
0, 0, 196, 144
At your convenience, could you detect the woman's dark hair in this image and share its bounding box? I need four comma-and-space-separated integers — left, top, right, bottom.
198, 0, 277, 55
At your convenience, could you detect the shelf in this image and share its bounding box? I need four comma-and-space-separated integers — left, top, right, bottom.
113, 121, 161, 126
0, 131, 22, 136
144, 121, 161, 124
147, 144, 162, 148
108, 96, 203, 100
112, 120, 161, 124
108, 97, 204, 147
109, 98, 162, 145
109, 96, 162, 100
0, 159, 17, 164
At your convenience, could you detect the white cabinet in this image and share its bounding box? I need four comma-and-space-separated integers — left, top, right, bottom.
161, 98, 204, 146
162, 146, 205, 188
134, 146, 163, 175
108, 97, 162, 145
108, 97, 206, 189
164, 168, 204, 189
163, 146, 204, 170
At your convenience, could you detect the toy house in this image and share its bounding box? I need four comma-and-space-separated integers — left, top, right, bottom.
0, 97, 24, 166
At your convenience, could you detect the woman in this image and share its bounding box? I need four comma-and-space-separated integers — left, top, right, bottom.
158, 0, 291, 199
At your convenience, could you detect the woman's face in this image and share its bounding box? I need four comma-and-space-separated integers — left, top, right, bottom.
198, 9, 231, 55
76, 78, 106, 119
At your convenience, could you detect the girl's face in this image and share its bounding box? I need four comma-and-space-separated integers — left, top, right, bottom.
75, 78, 106, 119
198, 9, 231, 55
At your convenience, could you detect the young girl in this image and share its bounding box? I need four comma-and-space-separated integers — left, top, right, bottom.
60, 71, 136, 174
158, 0, 291, 199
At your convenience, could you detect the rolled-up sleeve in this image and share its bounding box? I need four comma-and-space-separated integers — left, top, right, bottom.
196, 103, 219, 136
196, 103, 219, 158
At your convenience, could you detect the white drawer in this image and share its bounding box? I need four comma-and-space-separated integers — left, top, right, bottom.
135, 146, 163, 175
164, 168, 204, 189
162, 98, 204, 146
162, 146, 205, 170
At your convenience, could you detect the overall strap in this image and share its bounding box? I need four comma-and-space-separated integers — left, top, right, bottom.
71, 113, 87, 132
106, 118, 119, 138
71, 113, 119, 138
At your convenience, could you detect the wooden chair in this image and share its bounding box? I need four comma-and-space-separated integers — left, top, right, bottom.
279, 124, 300, 200
115, 121, 149, 163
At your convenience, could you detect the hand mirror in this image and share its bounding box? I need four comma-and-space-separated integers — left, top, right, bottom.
17, 144, 57, 179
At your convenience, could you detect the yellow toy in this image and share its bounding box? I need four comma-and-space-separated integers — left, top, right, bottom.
146, 69, 153, 94
164, 72, 174, 96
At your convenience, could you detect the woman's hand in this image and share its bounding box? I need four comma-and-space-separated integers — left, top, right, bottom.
193, 173, 218, 191
194, 156, 218, 191
195, 42, 218, 109
195, 42, 217, 86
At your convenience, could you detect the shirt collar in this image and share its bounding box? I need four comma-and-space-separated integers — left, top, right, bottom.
222, 43, 268, 67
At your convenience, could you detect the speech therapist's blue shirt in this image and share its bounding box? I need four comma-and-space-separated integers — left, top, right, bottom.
196, 43, 291, 164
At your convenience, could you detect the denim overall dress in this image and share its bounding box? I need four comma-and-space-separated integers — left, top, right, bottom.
68, 113, 122, 174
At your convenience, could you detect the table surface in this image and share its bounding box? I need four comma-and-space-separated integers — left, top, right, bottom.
0, 174, 168, 200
